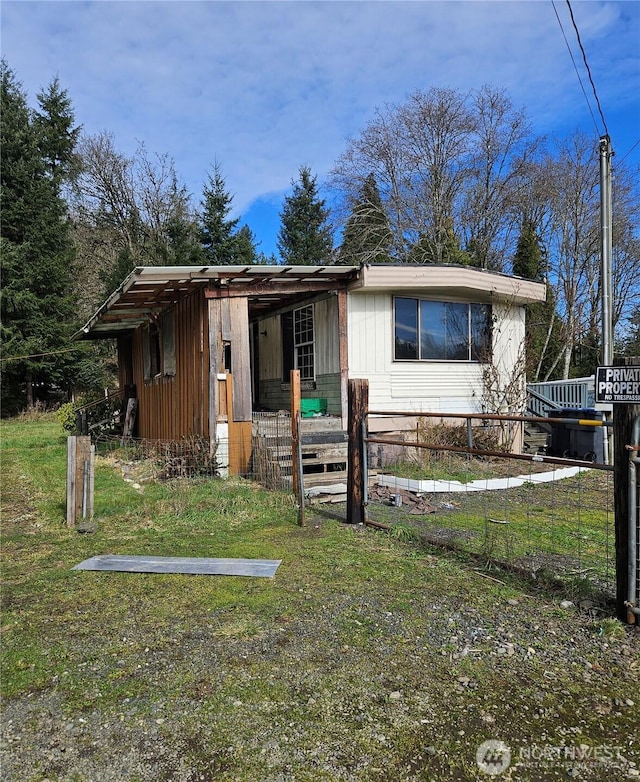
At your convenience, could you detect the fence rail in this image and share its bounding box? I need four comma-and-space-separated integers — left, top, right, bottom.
342, 400, 617, 602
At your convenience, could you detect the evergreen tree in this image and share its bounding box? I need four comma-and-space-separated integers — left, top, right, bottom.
234, 224, 258, 265
200, 163, 241, 264
1, 63, 83, 412
407, 220, 473, 265
512, 219, 562, 381
340, 174, 392, 264
512, 218, 544, 281
33, 77, 81, 189
277, 166, 333, 265
619, 305, 640, 357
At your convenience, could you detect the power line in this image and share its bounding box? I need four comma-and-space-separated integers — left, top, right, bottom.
617, 138, 640, 166
0, 345, 84, 363
564, 0, 610, 137
551, 0, 600, 136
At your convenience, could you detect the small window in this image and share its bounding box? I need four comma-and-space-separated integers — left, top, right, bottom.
162, 311, 176, 376
142, 311, 176, 380
394, 298, 491, 362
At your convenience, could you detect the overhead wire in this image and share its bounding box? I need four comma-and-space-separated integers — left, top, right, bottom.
0, 345, 84, 363
564, 0, 610, 138
617, 138, 640, 167
550, 0, 600, 136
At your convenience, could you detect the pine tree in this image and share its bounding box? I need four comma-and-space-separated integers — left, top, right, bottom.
33, 77, 81, 189
200, 163, 241, 264
234, 225, 258, 265
340, 174, 392, 264
277, 166, 333, 265
512, 219, 562, 381
1, 63, 82, 412
620, 305, 640, 357
512, 218, 544, 281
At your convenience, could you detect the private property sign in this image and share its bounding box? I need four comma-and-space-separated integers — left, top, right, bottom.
595, 365, 640, 403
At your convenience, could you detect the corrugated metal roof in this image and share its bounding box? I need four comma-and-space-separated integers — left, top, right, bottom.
75, 263, 546, 340
75, 265, 359, 339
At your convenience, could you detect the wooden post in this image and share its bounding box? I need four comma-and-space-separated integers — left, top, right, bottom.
226, 372, 253, 476
613, 356, 640, 623
290, 370, 304, 524
121, 397, 138, 444
347, 378, 368, 524
207, 297, 221, 454
66, 436, 94, 528
337, 289, 349, 428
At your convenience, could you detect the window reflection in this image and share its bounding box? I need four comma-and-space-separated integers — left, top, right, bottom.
394, 298, 491, 361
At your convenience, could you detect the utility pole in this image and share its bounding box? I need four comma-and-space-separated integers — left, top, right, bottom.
599, 135, 614, 464
599, 135, 614, 366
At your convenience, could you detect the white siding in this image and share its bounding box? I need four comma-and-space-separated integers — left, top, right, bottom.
347, 291, 525, 414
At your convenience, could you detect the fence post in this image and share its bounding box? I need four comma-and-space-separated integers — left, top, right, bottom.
66, 435, 94, 528
290, 370, 304, 526
347, 379, 368, 524
613, 356, 640, 623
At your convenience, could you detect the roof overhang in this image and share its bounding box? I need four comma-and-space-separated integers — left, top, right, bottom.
75, 263, 545, 340
350, 264, 546, 306
74, 265, 359, 339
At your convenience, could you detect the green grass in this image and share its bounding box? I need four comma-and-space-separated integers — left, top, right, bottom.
372, 463, 614, 597
1, 415, 638, 781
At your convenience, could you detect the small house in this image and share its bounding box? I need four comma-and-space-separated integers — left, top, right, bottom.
76, 263, 545, 475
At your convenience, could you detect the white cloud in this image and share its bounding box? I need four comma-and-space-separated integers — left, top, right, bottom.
2, 0, 638, 222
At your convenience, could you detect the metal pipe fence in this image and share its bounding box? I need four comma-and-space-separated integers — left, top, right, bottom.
362, 411, 615, 601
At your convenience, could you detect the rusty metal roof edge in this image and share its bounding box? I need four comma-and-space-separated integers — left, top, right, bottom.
75, 265, 362, 339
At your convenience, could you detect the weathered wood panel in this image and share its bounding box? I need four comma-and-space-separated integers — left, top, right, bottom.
131, 290, 209, 441
314, 296, 339, 375
229, 297, 252, 421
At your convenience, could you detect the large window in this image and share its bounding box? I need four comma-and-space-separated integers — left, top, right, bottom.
281, 304, 315, 381
394, 297, 491, 361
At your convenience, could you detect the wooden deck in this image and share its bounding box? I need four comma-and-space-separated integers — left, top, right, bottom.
252, 415, 348, 489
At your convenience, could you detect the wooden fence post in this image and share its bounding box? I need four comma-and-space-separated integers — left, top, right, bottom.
347, 379, 368, 525
290, 370, 304, 525
66, 435, 94, 528
613, 356, 640, 623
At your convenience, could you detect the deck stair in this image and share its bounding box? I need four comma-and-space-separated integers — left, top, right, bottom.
523, 421, 549, 454
252, 415, 348, 489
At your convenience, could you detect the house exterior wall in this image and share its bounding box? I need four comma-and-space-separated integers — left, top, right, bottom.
255, 295, 342, 413
347, 290, 526, 415
131, 290, 209, 440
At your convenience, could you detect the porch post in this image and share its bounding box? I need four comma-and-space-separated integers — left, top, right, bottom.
337, 289, 349, 428
207, 297, 221, 453
228, 296, 252, 421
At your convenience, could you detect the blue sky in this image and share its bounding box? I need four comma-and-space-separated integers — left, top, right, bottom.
2, 0, 639, 259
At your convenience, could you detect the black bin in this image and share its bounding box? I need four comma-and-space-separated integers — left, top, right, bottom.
549, 408, 603, 461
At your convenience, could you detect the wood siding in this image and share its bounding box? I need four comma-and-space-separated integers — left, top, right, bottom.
256, 295, 341, 411
131, 290, 209, 440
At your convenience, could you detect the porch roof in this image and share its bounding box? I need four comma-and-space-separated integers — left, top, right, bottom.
75, 265, 359, 339
75, 262, 546, 340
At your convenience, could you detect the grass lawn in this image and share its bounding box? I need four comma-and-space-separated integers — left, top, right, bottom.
1, 415, 638, 781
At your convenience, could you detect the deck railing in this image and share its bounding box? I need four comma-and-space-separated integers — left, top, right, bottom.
526, 376, 595, 417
